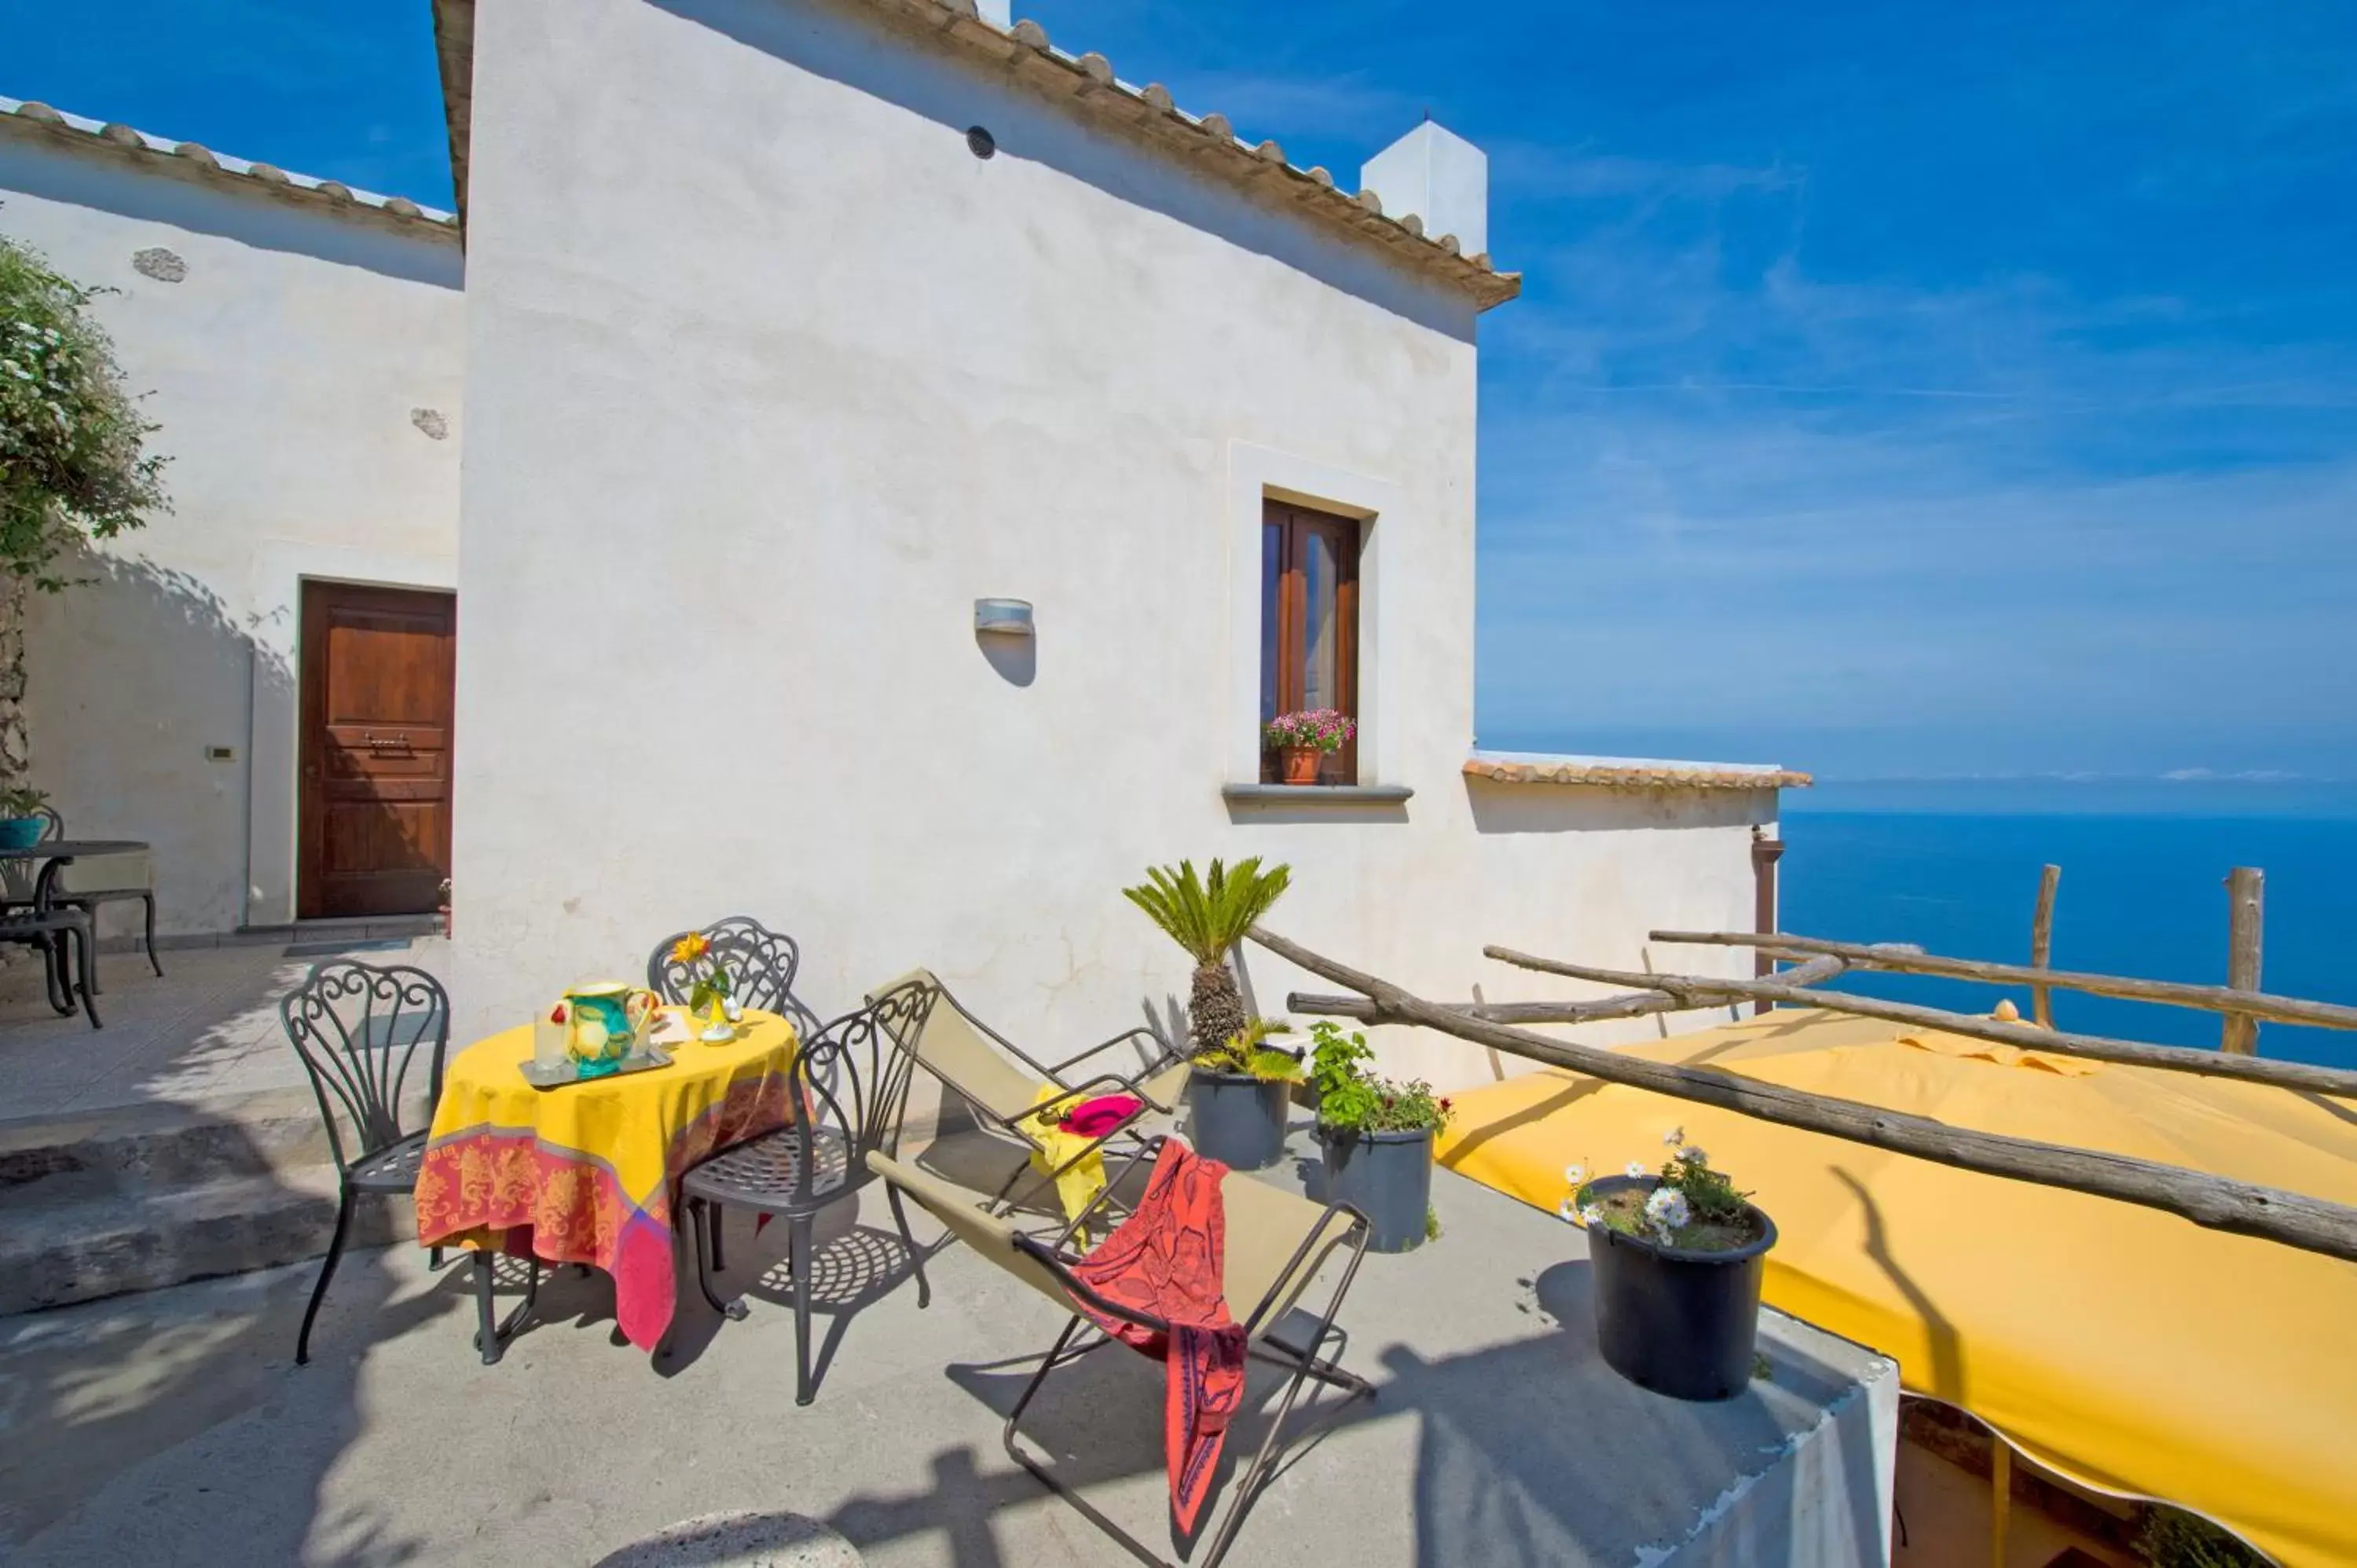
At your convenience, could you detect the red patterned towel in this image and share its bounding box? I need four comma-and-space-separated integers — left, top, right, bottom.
1068, 1139, 1248, 1533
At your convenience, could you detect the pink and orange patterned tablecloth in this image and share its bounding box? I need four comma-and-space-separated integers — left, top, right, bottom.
414, 1008, 797, 1349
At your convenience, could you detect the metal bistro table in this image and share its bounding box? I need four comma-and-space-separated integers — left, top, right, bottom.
0, 839, 147, 1026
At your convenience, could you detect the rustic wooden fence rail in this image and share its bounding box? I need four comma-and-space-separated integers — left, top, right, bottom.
1645, 929, 2357, 1035
1248, 924, 2357, 1266
1485, 944, 2357, 1097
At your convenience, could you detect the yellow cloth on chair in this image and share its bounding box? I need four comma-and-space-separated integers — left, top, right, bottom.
1026, 1083, 1108, 1222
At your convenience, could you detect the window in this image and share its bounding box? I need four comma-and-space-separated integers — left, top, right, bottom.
1260, 498, 1361, 783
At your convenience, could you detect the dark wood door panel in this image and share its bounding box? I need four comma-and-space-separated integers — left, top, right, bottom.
298, 581, 455, 920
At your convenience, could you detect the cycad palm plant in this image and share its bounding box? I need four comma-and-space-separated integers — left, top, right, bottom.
1122, 857, 1292, 1056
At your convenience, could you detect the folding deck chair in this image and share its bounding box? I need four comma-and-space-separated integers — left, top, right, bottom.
868, 1138, 1373, 1568
870, 967, 1191, 1218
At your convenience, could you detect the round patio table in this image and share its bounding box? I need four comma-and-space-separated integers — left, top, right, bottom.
413, 1006, 800, 1354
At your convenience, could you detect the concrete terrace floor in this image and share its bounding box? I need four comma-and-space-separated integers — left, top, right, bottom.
0, 1131, 1896, 1567
0, 936, 446, 1119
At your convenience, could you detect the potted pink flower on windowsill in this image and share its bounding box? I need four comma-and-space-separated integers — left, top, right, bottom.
1263, 709, 1355, 785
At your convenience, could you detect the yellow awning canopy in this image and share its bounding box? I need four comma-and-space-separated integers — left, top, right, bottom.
1435, 1008, 2357, 1567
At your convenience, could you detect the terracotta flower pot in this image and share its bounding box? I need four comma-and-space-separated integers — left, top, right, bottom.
1281, 746, 1323, 785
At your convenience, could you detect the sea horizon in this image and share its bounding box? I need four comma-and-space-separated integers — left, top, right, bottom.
1766, 783, 2357, 1072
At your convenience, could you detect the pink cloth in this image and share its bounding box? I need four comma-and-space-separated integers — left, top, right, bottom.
1060, 1094, 1144, 1138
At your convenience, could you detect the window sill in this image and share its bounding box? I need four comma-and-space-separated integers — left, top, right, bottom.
1221, 783, 1414, 805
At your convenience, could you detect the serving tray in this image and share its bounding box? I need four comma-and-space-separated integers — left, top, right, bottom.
519, 1046, 675, 1090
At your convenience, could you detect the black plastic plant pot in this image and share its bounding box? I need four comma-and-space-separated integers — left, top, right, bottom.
1186, 1069, 1292, 1171
1582, 1175, 1779, 1401
1318, 1124, 1435, 1253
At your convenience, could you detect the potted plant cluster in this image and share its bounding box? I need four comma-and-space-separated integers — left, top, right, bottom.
0, 785, 47, 849
1307, 1020, 1451, 1252
1121, 855, 1297, 1169
1263, 709, 1354, 786
1564, 1127, 1777, 1401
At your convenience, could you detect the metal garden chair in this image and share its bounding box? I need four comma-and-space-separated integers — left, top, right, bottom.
646, 914, 825, 1042
870, 966, 1189, 1218
0, 905, 99, 1027
280, 959, 535, 1366
678, 976, 937, 1405
868, 1136, 1373, 1568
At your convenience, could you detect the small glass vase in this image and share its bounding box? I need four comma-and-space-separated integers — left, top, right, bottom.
698, 995, 735, 1043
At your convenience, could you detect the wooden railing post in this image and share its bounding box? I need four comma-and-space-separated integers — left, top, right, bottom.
2223, 867, 2264, 1056
1750, 828, 1785, 1017
2029, 864, 2060, 1028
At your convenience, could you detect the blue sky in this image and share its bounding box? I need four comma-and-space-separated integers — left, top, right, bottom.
11, 0, 2356, 779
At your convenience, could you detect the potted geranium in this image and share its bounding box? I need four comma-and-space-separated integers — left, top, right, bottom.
1185, 1017, 1302, 1171
1307, 1020, 1450, 1252
0, 786, 49, 849
1563, 1127, 1777, 1401
1263, 709, 1354, 785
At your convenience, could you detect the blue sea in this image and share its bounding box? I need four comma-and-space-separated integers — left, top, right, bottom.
1777, 781, 2357, 1072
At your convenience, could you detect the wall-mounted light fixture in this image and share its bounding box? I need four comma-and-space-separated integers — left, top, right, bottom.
973, 598, 1034, 636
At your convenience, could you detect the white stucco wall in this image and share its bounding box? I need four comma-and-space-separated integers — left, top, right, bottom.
451, 0, 1768, 1086
2, 126, 464, 934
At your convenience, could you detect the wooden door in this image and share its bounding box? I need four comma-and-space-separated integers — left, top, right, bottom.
297, 582, 456, 919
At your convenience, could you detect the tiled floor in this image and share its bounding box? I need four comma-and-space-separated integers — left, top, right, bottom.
0, 937, 449, 1119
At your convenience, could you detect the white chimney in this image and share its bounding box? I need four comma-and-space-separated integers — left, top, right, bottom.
1358, 119, 1488, 258
977, 0, 1012, 27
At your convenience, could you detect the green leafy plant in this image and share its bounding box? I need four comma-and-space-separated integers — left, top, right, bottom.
1563, 1127, 1760, 1251
1122, 857, 1291, 1054
1, 230, 169, 788
1190, 1017, 1302, 1082
1307, 1020, 1454, 1137
2135, 1508, 2264, 1568
0, 783, 46, 818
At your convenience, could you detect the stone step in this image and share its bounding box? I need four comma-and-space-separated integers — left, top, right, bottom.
0, 1164, 414, 1317
0, 1086, 429, 1195
0, 1090, 330, 1196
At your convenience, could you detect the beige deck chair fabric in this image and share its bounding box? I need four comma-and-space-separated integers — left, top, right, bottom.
874, 968, 1047, 1125
869, 1148, 1352, 1324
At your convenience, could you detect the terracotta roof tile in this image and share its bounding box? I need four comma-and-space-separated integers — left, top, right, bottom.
1464, 753, 1813, 792
0, 96, 457, 234
424, 0, 1518, 308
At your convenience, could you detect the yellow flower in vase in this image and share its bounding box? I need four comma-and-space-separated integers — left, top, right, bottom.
676, 932, 735, 1042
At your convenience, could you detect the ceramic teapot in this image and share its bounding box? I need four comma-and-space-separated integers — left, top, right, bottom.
563, 981, 662, 1077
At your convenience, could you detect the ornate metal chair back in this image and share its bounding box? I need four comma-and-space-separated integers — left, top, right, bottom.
647, 915, 823, 1039
782, 976, 937, 1200
278, 960, 451, 1176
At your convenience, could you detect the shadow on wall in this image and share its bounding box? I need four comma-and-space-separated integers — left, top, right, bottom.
23, 546, 291, 937
0, 141, 462, 291
974, 626, 1034, 687
650, 0, 1480, 343
1465, 777, 1776, 836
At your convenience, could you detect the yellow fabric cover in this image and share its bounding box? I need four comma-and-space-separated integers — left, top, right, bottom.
1435, 1008, 2357, 1568
1025, 1082, 1109, 1222
427, 1007, 799, 1226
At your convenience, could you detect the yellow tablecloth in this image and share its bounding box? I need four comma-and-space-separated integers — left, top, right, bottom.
415, 1007, 797, 1349
1436, 1009, 2357, 1567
